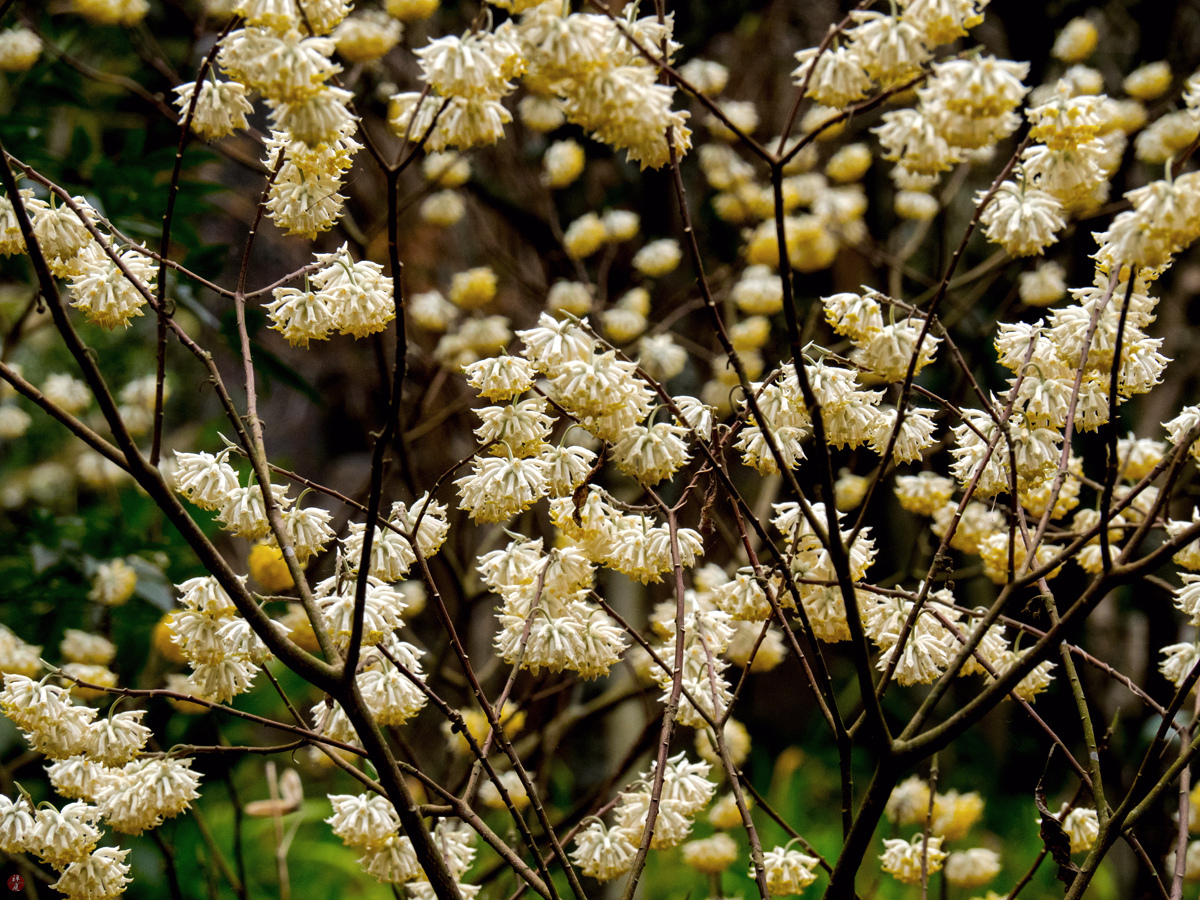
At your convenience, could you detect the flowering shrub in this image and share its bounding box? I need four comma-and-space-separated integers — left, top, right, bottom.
3, 1, 1200, 899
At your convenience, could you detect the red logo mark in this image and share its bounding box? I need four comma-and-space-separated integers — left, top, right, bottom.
6, 874, 22, 892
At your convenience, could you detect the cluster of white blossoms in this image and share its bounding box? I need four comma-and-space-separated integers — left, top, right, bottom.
657, 564, 789, 685
167, 573, 279, 703
170, 442, 450, 728
454, 313, 708, 518
389, 1, 691, 167
646, 590, 735, 727
265, 242, 394, 343
878, 833, 949, 884
168, 1, 369, 240
826, 289, 942, 385
517, 2, 689, 169
861, 575, 1056, 698
0, 624, 41, 677
791, 0, 1005, 233
864, 589, 963, 688
749, 844, 820, 895
0, 187, 157, 330
967, 267, 1167, 490
393, 21, 518, 153
977, 76, 1135, 258
58, 628, 120, 699
0, 26, 42, 73
262, 125, 363, 238
482, 534, 627, 678
217, 2, 355, 146
772, 499, 879, 638
0, 673, 201, 900
734, 350, 937, 476
168, 448, 335, 701
173, 448, 313, 545
572, 752, 715, 879
326, 794, 478, 893
308, 525, 445, 741
451, 311, 752, 685
328, 792, 418, 885
879, 776, 1004, 889
875, 53, 1025, 187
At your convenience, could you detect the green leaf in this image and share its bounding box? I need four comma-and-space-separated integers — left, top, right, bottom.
30, 543, 60, 574
126, 556, 176, 612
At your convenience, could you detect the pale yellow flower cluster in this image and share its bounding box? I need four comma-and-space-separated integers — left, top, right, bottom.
0, 671, 200, 900
572, 753, 715, 879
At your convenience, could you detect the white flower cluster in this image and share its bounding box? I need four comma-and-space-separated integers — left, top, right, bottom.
550, 490, 706, 587
453, 315, 709, 533
879, 833, 948, 883
881, 777, 1003, 888
752, 844, 820, 895
978, 42, 1200, 264
0, 188, 159, 330
873, 52, 1026, 192
772, 501, 874, 638
172, 449, 336, 560
389, 25, 517, 153
168, 575, 275, 703
0, 673, 201, 900
0, 26, 42, 72
65, 243, 156, 330
0, 675, 142, 763
647, 592, 735, 727
218, 5, 356, 146
309, 638, 428, 749
826, 289, 942, 385
1054, 805, 1099, 854
1159, 637, 1200, 688
735, 349, 938, 475
945, 268, 1167, 519
262, 127, 362, 239
327, 795, 474, 891
862, 587, 1057, 699
389, 3, 689, 168
265, 243, 394, 344
483, 535, 626, 679
820, 1, 989, 96
172, 78, 254, 142
520, 3, 689, 169
864, 592, 962, 687
307, 496, 448, 743
174, 3, 365, 238
169, 460, 440, 729
57, 628, 121, 703
681, 564, 788, 674
355, 638, 430, 727
571, 752, 715, 879
0, 623, 42, 677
